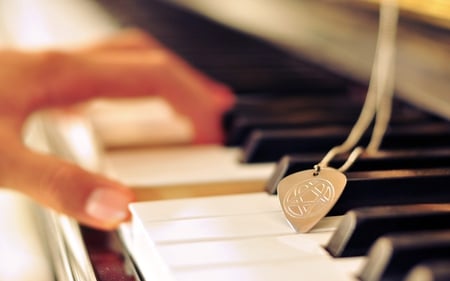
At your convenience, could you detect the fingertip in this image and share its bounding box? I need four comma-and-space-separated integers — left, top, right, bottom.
210, 83, 237, 115
189, 83, 235, 145
83, 186, 135, 230
218, 89, 236, 113
18, 152, 136, 230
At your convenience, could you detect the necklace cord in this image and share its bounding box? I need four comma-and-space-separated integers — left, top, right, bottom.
318, 0, 399, 172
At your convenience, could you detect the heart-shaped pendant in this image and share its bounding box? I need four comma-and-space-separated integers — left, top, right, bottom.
277, 167, 347, 233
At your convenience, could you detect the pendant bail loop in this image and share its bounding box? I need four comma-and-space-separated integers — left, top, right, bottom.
313, 164, 321, 176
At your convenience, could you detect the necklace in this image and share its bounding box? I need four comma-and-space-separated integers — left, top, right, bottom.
277, 0, 399, 233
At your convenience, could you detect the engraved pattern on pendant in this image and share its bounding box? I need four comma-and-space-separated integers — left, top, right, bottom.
283, 178, 335, 218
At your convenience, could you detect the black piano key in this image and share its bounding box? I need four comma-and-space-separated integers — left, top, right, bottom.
325, 204, 450, 257
81, 227, 141, 281
227, 94, 363, 116
222, 94, 364, 137
226, 110, 434, 146
226, 111, 361, 146
242, 126, 351, 163
328, 168, 450, 215
269, 167, 450, 215
404, 260, 450, 281
242, 123, 450, 163
265, 148, 450, 193
226, 99, 433, 146
225, 95, 360, 122
359, 230, 450, 281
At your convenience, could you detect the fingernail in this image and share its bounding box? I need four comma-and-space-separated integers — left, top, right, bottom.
85, 189, 130, 223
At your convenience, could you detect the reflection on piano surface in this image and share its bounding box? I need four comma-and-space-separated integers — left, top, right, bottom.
36, 1, 449, 281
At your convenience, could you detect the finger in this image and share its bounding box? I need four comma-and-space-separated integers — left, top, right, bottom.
35, 50, 235, 143
80, 28, 163, 52
0, 134, 134, 230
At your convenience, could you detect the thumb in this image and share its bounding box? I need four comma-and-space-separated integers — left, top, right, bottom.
1, 138, 134, 230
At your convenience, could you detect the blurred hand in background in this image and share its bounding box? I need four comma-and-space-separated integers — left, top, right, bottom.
0, 29, 235, 230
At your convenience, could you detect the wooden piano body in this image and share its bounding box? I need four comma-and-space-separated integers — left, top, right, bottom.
0, 0, 449, 280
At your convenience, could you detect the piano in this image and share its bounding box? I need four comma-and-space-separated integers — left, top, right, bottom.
1, 0, 449, 281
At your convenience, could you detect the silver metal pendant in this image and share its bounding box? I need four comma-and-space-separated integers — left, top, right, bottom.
277, 167, 347, 233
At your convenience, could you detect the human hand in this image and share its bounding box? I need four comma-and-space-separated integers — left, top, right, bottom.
0, 29, 235, 230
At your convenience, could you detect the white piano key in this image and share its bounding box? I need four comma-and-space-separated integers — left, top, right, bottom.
173, 258, 357, 281
127, 192, 345, 281
103, 145, 274, 187
84, 97, 195, 147
143, 211, 294, 243
334, 257, 368, 278
127, 216, 343, 281
0, 190, 53, 281
128, 192, 340, 256
157, 234, 330, 268
130, 192, 281, 222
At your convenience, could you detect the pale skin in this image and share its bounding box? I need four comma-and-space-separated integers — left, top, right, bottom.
0, 29, 235, 230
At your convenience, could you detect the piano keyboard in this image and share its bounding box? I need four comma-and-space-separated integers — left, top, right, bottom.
29, 1, 448, 281
124, 193, 355, 281
122, 195, 450, 281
